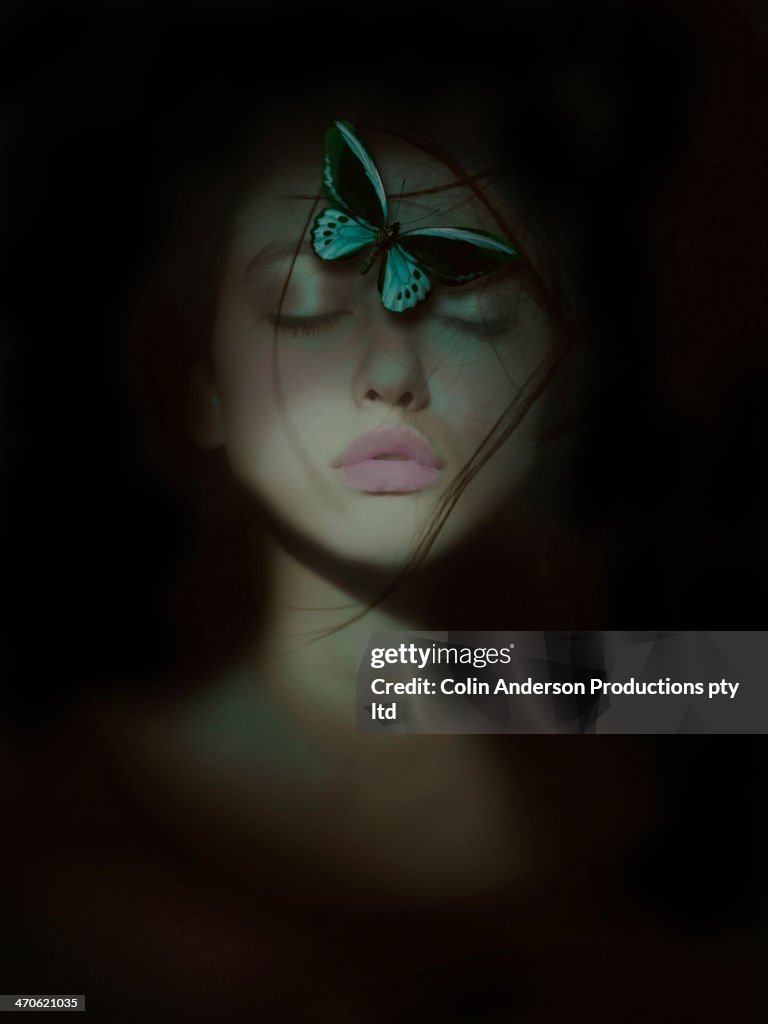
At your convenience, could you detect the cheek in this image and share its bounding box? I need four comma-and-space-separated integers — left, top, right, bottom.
216, 348, 273, 443
432, 357, 528, 442
427, 324, 556, 438
214, 337, 352, 481
215, 335, 331, 421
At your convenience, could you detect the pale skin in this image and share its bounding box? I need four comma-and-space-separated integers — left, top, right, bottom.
92, 130, 591, 899
196, 136, 571, 684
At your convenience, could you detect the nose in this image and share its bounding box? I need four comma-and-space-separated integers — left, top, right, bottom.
352, 314, 430, 410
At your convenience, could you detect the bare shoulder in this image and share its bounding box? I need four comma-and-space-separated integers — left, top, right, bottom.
84, 667, 532, 901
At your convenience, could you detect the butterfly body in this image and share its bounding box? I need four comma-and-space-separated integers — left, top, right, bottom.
311, 120, 520, 314
359, 222, 401, 276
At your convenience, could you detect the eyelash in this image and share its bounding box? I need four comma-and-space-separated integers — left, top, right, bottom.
267, 311, 510, 341
268, 311, 348, 336
437, 317, 511, 340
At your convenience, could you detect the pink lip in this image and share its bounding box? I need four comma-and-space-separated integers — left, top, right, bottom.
333, 426, 443, 493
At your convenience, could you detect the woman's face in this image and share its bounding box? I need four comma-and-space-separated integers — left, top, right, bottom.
205, 131, 568, 569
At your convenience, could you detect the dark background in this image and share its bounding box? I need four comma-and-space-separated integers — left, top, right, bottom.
1, 1, 766, 1019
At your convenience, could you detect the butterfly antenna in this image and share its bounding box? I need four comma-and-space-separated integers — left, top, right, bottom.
405, 207, 443, 226
394, 177, 406, 221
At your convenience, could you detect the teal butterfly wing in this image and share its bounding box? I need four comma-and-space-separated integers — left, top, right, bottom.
398, 227, 520, 285
378, 228, 519, 312
378, 244, 433, 313
312, 120, 389, 264
312, 208, 378, 261
322, 120, 388, 222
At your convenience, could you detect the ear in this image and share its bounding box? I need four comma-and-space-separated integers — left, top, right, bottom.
187, 364, 225, 450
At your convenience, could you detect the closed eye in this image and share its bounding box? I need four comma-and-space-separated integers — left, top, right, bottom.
436, 316, 511, 340
268, 311, 351, 336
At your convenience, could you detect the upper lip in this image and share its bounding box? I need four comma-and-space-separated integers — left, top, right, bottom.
333, 426, 443, 468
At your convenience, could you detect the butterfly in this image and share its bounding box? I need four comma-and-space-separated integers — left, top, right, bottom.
311, 120, 520, 314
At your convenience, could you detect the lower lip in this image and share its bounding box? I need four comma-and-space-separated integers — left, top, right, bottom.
336, 459, 440, 493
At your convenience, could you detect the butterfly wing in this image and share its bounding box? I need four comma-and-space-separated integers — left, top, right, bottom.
378, 244, 432, 313
312, 208, 378, 261
399, 227, 519, 285
323, 120, 388, 225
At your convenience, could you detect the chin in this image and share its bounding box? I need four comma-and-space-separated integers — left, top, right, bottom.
307, 529, 420, 572
262, 504, 427, 580
297, 518, 490, 576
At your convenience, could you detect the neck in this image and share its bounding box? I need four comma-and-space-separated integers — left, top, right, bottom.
251, 532, 427, 720
265, 544, 416, 651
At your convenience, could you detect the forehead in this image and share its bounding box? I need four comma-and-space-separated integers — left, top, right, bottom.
231, 127, 511, 244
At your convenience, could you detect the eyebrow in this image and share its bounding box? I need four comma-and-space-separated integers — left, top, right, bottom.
243, 238, 314, 279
